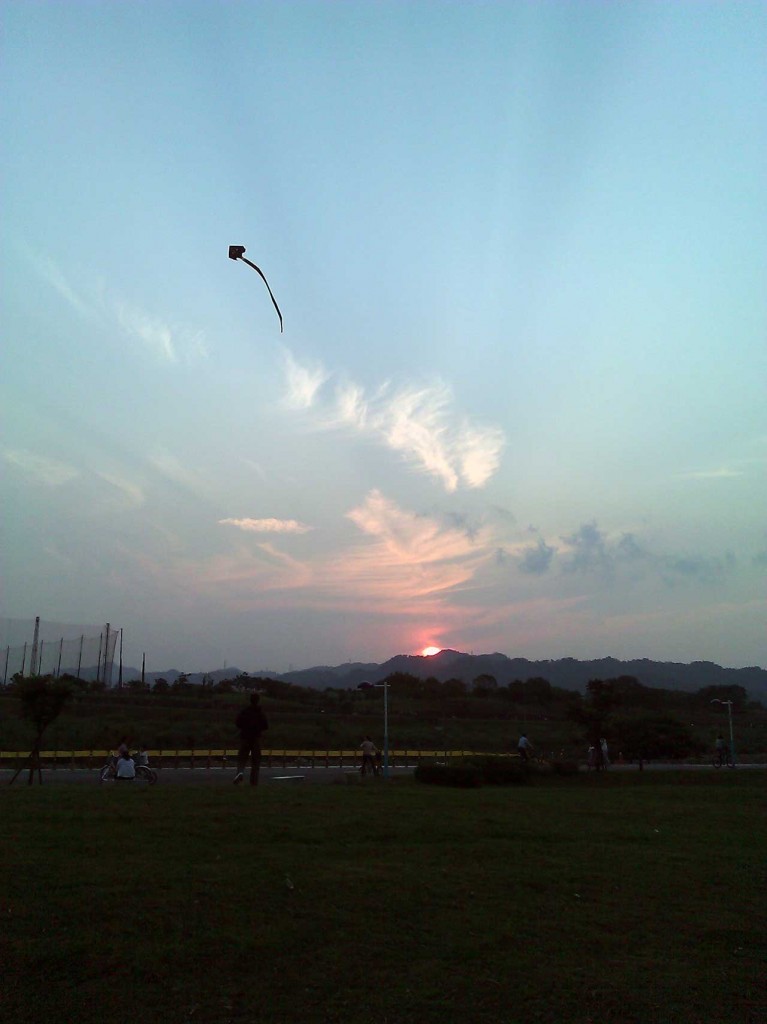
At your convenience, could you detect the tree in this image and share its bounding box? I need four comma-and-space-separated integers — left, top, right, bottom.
611, 715, 704, 762
383, 671, 421, 697
10, 676, 73, 785
442, 677, 467, 697
696, 685, 748, 710
473, 674, 498, 697
567, 679, 619, 770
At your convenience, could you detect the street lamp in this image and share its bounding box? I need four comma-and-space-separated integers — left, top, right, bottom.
228, 245, 283, 332
373, 682, 390, 778
710, 699, 736, 766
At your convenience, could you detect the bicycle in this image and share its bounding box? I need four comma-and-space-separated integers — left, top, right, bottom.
100, 753, 158, 784
712, 751, 734, 768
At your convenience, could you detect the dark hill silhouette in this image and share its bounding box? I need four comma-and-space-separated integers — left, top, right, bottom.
115, 651, 767, 701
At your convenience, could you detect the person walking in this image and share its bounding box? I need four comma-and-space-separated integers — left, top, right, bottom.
518, 733, 533, 761
233, 693, 269, 786
359, 736, 378, 776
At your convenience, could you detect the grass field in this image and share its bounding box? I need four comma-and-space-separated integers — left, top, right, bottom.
2, 773, 764, 1024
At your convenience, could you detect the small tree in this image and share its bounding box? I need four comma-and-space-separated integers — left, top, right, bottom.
567, 679, 619, 770
10, 676, 73, 785
611, 714, 704, 762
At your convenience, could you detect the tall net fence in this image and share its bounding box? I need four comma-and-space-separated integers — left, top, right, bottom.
0, 618, 120, 685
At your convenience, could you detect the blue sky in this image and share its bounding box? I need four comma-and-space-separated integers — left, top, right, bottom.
2, 1, 765, 673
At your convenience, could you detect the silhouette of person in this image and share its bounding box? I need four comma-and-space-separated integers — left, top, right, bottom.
234, 693, 269, 786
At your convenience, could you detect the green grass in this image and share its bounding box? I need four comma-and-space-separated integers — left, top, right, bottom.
2, 773, 765, 1024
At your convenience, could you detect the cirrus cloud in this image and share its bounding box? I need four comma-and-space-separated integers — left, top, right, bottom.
219, 517, 313, 534
282, 351, 505, 492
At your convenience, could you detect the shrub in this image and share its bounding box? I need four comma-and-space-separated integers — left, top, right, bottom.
464, 755, 530, 786
414, 763, 483, 788
548, 759, 579, 777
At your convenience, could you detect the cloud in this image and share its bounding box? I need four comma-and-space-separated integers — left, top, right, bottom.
146, 489, 497, 619
38, 256, 95, 320
116, 300, 207, 365
519, 538, 556, 575
148, 450, 206, 494
3, 448, 80, 487
219, 517, 313, 535
282, 351, 505, 491
97, 471, 146, 508
283, 350, 330, 409
556, 519, 738, 589
679, 468, 744, 480
561, 522, 613, 575
34, 255, 207, 365
659, 552, 736, 586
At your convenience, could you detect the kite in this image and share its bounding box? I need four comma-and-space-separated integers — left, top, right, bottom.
228, 245, 283, 333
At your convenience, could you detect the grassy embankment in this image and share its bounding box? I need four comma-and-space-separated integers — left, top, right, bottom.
3, 690, 765, 760
2, 772, 765, 1024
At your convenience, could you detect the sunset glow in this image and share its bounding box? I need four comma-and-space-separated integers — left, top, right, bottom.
421, 646, 442, 657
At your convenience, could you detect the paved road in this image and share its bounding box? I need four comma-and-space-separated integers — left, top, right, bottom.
2, 762, 764, 786
0, 766, 416, 786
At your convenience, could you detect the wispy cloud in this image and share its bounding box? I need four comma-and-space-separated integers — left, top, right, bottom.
282, 351, 505, 491
38, 256, 95, 320
3, 448, 80, 487
34, 254, 207, 365
148, 449, 207, 496
219, 517, 313, 534
145, 489, 498, 620
97, 471, 146, 508
283, 350, 330, 409
678, 467, 744, 480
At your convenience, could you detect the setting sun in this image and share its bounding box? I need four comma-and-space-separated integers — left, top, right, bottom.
421, 646, 442, 656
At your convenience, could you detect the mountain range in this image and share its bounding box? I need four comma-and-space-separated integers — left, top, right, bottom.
116, 650, 767, 702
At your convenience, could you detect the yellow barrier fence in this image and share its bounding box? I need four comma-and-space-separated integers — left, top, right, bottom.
0, 748, 508, 769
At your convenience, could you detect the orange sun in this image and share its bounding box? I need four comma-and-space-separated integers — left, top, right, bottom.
421, 646, 442, 656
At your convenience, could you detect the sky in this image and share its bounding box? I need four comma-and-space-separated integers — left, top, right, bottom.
2, 1, 766, 674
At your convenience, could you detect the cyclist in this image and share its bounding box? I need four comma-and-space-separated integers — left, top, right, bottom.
714, 734, 728, 766
359, 736, 378, 776
518, 733, 533, 761
112, 736, 131, 769
115, 751, 136, 781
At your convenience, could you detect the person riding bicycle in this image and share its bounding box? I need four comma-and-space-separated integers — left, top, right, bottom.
115, 751, 136, 781
359, 736, 378, 776
111, 736, 131, 769
518, 733, 533, 761
714, 734, 728, 765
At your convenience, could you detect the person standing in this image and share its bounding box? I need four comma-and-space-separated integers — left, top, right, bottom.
234, 693, 269, 786
518, 733, 533, 761
600, 737, 610, 769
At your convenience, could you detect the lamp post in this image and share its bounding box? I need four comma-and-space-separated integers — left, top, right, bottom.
710, 699, 736, 766
373, 682, 390, 778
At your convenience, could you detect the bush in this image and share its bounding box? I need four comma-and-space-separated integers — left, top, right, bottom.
464, 755, 530, 785
414, 763, 483, 788
548, 759, 579, 777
